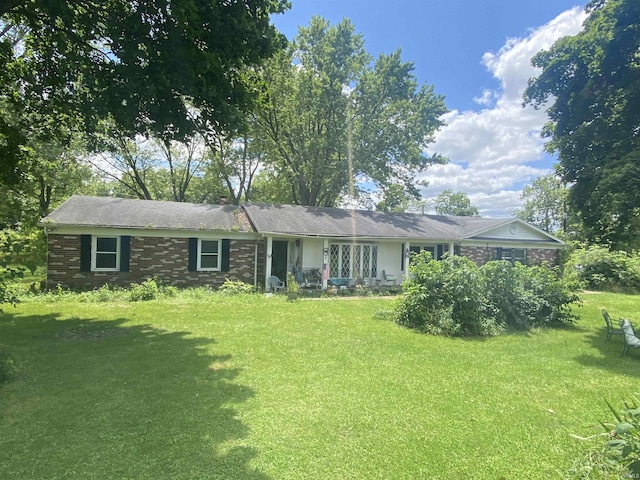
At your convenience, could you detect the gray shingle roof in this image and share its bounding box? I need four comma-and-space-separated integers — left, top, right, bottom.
242, 202, 510, 240
41, 195, 249, 232
43, 196, 555, 243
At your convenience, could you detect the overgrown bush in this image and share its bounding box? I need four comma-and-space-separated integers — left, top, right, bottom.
218, 278, 255, 295
0, 265, 24, 311
483, 261, 580, 330
393, 253, 580, 336
568, 395, 640, 479
393, 253, 498, 336
128, 277, 177, 301
0, 228, 46, 275
129, 278, 160, 301
565, 245, 640, 292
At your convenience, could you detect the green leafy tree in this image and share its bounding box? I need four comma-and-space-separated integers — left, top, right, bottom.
205, 125, 266, 205
376, 184, 414, 212
434, 189, 479, 216
249, 168, 295, 205
255, 17, 447, 206
1, 0, 290, 190
516, 173, 567, 233
523, 0, 640, 249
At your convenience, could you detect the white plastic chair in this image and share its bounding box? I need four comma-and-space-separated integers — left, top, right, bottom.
619, 319, 640, 357
382, 270, 397, 286
267, 275, 285, 293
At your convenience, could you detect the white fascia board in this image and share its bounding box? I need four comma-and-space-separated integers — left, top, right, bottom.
463, 218, 564, 245
461, 238, 565, 249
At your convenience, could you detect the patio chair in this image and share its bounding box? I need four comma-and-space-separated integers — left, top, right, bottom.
602, 309, 624, 342
267, 275, 285, 293
619, 319, 640, 357
382, 270, 397, 286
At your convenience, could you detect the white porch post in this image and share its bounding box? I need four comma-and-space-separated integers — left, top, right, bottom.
265, 236, 273, 291
403, 243, 410, 279
322, 238, 329, 289
449, 242, 455, 256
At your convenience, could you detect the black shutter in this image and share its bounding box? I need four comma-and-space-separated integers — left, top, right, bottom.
188, 238, 198, 271
221, 239, 231, 272
80, 235, 91, 271
400, 243, 405, 271
496, 247, 503, 260
120, 236, 131, 272
454, 245, 461, 256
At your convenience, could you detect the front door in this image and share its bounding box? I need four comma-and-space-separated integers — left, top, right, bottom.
271, 241, 288, 282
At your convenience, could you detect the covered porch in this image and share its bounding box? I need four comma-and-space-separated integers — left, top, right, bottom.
262, 236, 412, 292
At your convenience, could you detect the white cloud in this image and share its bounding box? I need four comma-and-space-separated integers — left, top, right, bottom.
421, 7, 587, 217
473, 89, 496, 106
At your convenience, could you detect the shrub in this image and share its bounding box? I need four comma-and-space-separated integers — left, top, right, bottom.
0, 265, 23, 311
393, 253, 580, 336
218, 278, 255, 295
0, 228, 46, 275
569, 395, 640, 479
565, 245, 640, 292
129, 277, 161, 301
129, 277, 177, 301
482, 261, 580, 330
393, 252, 497, 336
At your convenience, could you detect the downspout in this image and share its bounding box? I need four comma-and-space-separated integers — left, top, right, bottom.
322, 238, 329, 290
253, 243, 258, 288
265, 236, 273, 291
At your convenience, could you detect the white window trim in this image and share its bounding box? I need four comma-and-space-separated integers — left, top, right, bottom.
329, 243, 378, 278
92, 236, 120, 272
197, 239, 221, 271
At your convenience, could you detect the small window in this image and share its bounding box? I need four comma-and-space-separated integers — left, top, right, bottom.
93, 236, 120, 271
198, 239, 221, 271
499, 248, 527, 265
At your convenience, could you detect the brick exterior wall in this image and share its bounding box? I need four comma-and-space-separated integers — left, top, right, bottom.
459, 246, 494, 266
528, 248, 559, 266
459, 246, 558, 267
47, 234, 264, 290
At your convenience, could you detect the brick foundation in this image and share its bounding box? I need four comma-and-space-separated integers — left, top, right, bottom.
47, 234, 263, 290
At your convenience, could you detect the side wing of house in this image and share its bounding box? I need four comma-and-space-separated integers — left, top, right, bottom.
459, 220, 564, 266
40, 196, 265, 290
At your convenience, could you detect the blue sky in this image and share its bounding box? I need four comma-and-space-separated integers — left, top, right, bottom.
272, 1, 588, 216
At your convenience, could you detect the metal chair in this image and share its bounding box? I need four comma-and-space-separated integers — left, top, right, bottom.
602, 309, 624, 342
382, 270, 397, 286
267, 275, 285, 293
619, 319, 640, 357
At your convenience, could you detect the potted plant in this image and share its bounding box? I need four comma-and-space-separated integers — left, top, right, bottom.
286, 272, 299, 300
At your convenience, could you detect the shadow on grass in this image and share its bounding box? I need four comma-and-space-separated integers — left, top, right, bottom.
0, 311, 268, 479
573, 326, 640, 378
453, 321, 586, 343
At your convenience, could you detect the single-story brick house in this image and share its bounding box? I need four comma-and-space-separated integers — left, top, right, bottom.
40, 195, 564, 291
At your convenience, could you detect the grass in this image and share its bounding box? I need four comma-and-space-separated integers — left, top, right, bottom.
0, 291, 638, 479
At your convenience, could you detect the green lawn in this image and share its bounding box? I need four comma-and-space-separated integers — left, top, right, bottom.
0, 292, 638, 479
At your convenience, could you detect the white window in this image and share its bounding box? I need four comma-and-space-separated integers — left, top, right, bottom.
92, 236, 120, 271
198, 239, 221, 271
329, 243, 378, 278
501, 248, 527, 264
